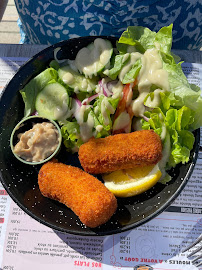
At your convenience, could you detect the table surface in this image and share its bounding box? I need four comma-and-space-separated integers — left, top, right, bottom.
0, 44, 202, 63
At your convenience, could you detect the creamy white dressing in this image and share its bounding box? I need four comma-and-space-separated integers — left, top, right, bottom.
81, 78, 88, 89
101, 97, 110, 126
61, 100, 76, 121
77, 105, 86, 124
113, 111, 130, 132
79, 112, 94, 142
55, 40, 171, 148
103, 53, 130, 77
101, 96, 115, 126
132, 48, 169, 117
62, 72, 75, 85
75, 38, 112, 78
96, 125, 103, 132
111, 81, 123, 99
81, 78, 94, 92
95, 84, 102, 94
70, 101, 81, 123
73, 104, 95, 142
54, 93, 69, 120
138, 48, 169, 92
60, 65, 94, 92
122, 53, 130, 63
160, 124, 167, 141
94, 105, 99, 114
105, 99, 115, 114
145, 88, 164, 108
119, 52, 142, 82
74, 86, 79, 94
87, 83, 93, 92
132, 92, 148, 117
103, 69, 109, 76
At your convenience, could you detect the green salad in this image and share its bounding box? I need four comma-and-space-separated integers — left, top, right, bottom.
20, 24, 202, 183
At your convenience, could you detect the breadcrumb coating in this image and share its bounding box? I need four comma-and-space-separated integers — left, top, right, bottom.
38, 161, 117, 228
79, 130, 162, 174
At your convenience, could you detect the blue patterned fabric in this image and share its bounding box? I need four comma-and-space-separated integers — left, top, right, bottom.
15, 0, 201, 50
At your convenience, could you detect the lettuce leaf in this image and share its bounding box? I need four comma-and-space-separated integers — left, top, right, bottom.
93, 95, 120, 133
117, 24, 173, 54
142, 101, 195, 169
61, 121, 83, 152
165, 107, 195, 168
105, 53, 141, 84
117, 24, 202, 131
122, 58, 142, 84
162, 56, 202, 130
118, 24, 201, 170
20, 68, 58, 117
88, 109, 109, 138
104, 54, 130, 80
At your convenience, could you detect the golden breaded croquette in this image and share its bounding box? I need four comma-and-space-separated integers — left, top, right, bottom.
38, 161, 117, 228
79, 130, 162, 174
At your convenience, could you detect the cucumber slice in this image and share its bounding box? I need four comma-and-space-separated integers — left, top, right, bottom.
58, 65, 97, 93
35, 82, 69, 120
75, 38, 113, 78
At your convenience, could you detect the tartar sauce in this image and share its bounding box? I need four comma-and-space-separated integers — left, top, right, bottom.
14, 122, 60, 162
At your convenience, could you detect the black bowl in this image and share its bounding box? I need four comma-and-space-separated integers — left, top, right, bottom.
0, 36, 200, 236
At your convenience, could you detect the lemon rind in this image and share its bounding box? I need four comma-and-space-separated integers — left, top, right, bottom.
104, 165, 162, 198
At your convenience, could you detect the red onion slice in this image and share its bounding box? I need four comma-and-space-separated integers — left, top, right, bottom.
82, 93, 99, 105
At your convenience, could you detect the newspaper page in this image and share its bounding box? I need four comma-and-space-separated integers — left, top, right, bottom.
0, 58, 202, 270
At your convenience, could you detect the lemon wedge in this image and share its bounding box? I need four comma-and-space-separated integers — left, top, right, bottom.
102, 164, 162, 197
